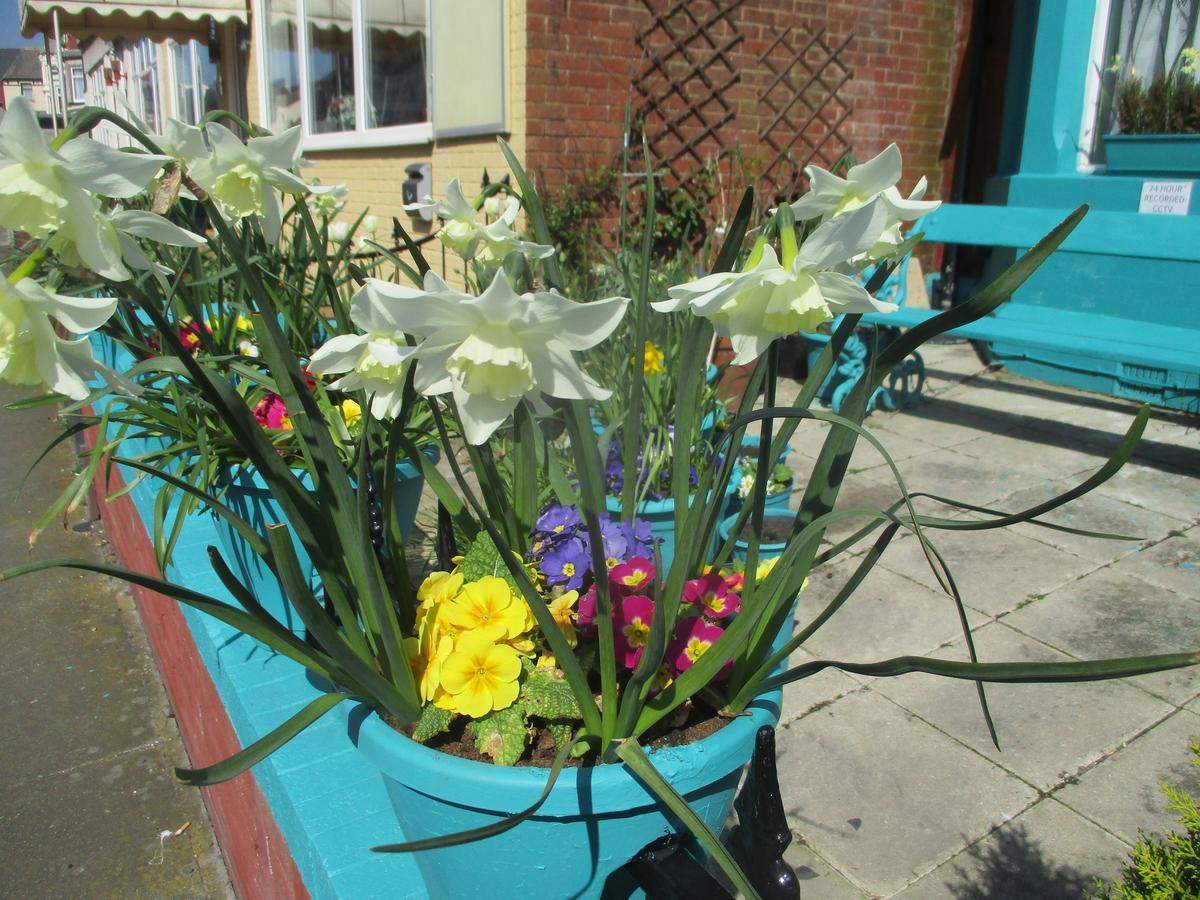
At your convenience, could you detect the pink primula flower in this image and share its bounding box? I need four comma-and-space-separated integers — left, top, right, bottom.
577, 585, 597, 633
253, 392, 292, 430
610, 556, 655, 594
669, 617, 731, 680
615, 594, 654, 669
682, 573, 741, 619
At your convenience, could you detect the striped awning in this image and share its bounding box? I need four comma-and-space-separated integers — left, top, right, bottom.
21, 0, 250, 39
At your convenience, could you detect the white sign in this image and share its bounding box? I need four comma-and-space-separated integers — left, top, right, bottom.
1139, 180, 1193, 216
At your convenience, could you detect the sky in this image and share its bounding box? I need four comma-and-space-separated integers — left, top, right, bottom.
2, 0, 45, 47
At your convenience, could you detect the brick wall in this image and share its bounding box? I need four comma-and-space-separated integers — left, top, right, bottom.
525, 0, 966, 210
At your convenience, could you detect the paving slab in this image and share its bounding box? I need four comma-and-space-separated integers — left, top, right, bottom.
0, 386, 232, 900
893, 798, 1129, 900
776, 689, 1038, 897
875, 526, 1099, 618
954, 427, 1101, 481
782, 840, 871, 899
1108, 526, 1200, 599
1002, 565, 1200, 707
1054, 707, 1200, 846
996, 479, 1185, 564
1093, 461, 1200, 525
890, 448, 1048, 512
795, 556, 987, 665
869, 621, 1175, 792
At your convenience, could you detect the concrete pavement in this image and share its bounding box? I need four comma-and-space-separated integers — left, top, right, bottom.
772, 341, 1200, 898
0, 387, 233, 899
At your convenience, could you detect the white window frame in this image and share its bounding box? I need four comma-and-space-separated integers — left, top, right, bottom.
254, 0, 432, 151
69, 64, 85, 103
1078, 0, 1116, 174
20, 82, 34, 99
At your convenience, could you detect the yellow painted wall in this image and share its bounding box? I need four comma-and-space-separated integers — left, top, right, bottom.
245, 0, 528, 268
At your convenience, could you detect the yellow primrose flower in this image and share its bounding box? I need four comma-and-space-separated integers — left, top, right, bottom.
439, 631, 521, 718
536, 651, 558, 670
341, 398, 362, 428
547, 590, 578, 647
405, 604, 454, 704
642, 340, 666, 375
754, 556, 780, 582
417, 571, 464, 609
443, 576, 528, 639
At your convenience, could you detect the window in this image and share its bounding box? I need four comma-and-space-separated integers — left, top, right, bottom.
259, 0, 429, 147
69, 65, 85, 103
171, 39, 222, 124
20, 82, 33, 99
129, 38, 163, 133
1083, 0, 1199, 165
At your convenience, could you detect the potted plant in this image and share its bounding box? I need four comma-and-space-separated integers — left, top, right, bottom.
1102, 48, 1200, 175
1, 100, 1197, 898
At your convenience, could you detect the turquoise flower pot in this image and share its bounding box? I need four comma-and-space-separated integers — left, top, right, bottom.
212, 452, 434, 633
605, 477, 739, 572
718, 511, 795, 564
341, 685, 782, 899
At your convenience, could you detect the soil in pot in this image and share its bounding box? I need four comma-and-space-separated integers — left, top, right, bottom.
732, 516, 794, 545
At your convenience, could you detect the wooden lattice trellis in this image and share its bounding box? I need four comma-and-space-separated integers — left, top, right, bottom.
758, 26, 853, 202
631, 0, 747, 194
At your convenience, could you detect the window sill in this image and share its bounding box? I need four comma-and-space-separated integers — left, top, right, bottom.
301, 123, 433, 153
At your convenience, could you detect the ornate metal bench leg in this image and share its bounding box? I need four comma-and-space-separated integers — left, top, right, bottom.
729, 726, 801, 900
614, 726, 800, 899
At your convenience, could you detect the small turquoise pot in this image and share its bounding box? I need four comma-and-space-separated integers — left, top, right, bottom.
605, 477, 739, 572
212, 452, 434, 633
718, 510, 795, 563
727, 435, 794, 516
342, 685, 782, 899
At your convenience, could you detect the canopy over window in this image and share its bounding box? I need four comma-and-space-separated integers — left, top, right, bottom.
21, 0, 249, 41
295, 0, 425, 35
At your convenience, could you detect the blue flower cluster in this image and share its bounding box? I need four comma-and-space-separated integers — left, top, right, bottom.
604, 426, 703, 501
528, 503, 654, 592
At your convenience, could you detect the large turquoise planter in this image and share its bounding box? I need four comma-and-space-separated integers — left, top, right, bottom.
342, 685, 782, 899
212, 454, 433, 633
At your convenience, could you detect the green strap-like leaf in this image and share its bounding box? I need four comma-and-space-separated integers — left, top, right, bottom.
615, 738, 763, 900
176, 691, 349, 786
762, 650, 1200, 693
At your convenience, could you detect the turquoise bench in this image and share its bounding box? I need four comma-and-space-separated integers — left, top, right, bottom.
807, 203, 1200, 415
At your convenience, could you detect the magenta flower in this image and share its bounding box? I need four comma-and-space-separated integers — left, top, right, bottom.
682, 573, 741, 619
610, 556, 655, 594
253, 392, 291, 430
669, 617, 731, 680
615, 594, 654, 669
577, 585, 596, 633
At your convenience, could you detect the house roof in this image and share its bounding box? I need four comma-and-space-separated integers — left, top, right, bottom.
0, 48, 44, 83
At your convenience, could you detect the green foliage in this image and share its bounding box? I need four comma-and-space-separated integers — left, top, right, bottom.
1115, 69, 1200, 135
411, 702, 454, 742
465, 666, 584, 765
1089, 741, 1200, 899
457, 531, 519, 590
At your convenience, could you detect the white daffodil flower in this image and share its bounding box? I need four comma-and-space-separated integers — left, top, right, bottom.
0, 277, 117, 400
0, 97, 169, 280
186, 123, 312, 243
363, 214, 380, 237
475, 196, 555, 269
405, 179, 554, 266
787, 143, 940, 262
307, 276, 458, 419
408, 272, 626, 444
308, 181, 348, 218
655, 201, 896, 364
107, 208, 208, 277
319, 270, 627, 442
328, 221, 351, 244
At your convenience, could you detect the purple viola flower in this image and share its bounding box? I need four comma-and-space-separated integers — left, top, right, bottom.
540, 537, 590, 591
535, 502, 582, 538
598, 514, 630, 565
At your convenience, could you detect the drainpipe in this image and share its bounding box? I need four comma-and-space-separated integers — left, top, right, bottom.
53, 9, 69, 130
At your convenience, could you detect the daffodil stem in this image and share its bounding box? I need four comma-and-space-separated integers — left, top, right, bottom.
7, 247, 49, 283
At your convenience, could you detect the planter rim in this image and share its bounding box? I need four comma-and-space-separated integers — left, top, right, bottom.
718, 510, 796, 552
604, 477, 739, 516
1102, 132, 1200, 143
343, 687, 781, 818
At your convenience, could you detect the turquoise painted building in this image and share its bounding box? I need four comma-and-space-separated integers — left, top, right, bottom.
947, 0, 1199, 412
